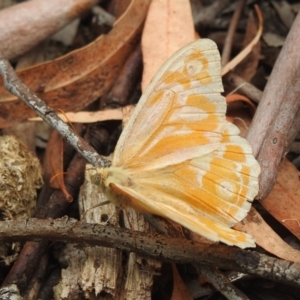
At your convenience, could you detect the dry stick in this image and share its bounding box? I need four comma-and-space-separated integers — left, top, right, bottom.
105, 43, 142, 107
221, 0, 247, 67
196, 266, 249, 300
247, 10, 300, 199
0, 51, 109, 168
224, 71, 262, 104
23, 254, 48, 300
1, 218, 300, 286
221, 5, 262, 77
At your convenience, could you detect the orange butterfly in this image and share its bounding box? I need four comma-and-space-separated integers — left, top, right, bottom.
95, 39, 260, 249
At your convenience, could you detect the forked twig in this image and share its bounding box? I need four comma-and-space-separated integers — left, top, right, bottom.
0, 51, 109, 168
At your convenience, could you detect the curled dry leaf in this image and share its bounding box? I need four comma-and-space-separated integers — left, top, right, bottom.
44, 130, 73, 202
0, 0, 151, 128
260, 158, 300, 241
226, 93, 256, 114
234, 207, 300, 263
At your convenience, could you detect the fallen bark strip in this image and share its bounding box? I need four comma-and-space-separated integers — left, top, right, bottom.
0, 217, 299, 287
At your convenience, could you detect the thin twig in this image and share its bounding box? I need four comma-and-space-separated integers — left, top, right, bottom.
0, 51, 109, 168
196, 265, 249, 300
221, 0, 247, 66
221, 5, 263, 76
224, 71, 262, 103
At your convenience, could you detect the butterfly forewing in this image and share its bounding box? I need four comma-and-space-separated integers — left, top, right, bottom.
102, 39, 260, 249
113, 40, 224, 167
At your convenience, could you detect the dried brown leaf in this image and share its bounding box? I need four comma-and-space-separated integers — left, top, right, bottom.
141, 0, 194, 90
171, 264, 193, 300
0, 0, 151, 128
235, 207, 300, 263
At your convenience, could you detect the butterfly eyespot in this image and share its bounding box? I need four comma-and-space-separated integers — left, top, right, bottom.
164, 90, 173, 99
186, 60, 203, 75
217, 181, 235, 199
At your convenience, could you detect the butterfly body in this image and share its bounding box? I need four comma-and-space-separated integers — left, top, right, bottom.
97, 167, 135, 207
94, 39, 260, 249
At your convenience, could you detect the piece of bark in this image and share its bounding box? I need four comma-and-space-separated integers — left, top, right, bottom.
0, 0, 98, 60
55, 167, 160, 298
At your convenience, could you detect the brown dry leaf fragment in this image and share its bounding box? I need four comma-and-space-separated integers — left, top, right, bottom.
226, 93, 256, 113
0, 0, 98, 60
0, 0, 151, 128
141, 0, 194, 91
44, 130, 73, 202
171, 264, 193, 300
260, 158, 300, 241
234, 207, 300, 263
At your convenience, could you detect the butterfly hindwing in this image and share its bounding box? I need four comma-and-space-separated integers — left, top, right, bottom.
109, 182, 255, 248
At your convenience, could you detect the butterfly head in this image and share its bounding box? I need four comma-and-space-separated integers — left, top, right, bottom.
89, 167, 131, 187
90, 171, 102, 186
89, 166, 134, 207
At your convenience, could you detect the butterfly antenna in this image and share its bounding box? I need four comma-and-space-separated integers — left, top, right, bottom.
67, 200, 111, 232
122, 206, 138, 249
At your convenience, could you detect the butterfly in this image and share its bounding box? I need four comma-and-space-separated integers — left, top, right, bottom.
94, 39, 260, 249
